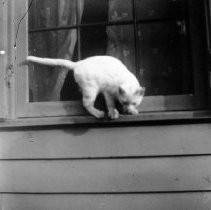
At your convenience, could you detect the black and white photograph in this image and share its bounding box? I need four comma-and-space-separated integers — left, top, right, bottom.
0, 0, 211, 209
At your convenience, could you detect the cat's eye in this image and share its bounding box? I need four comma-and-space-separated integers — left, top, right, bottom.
132, 102, 137, 106
122, 101, 130, 106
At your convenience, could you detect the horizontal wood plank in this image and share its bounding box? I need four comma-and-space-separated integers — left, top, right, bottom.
1, 110, 211, 128
16, 95, 203, 118
1, 157, 211, 193
1, 124, 211, 159
1, 193, 211, 210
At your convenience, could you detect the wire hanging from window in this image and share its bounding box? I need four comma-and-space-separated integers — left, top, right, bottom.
14, 0, 34, 61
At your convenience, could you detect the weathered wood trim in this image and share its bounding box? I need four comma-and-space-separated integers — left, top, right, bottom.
16, 95, 205, 118
0, 0, 8, 119
0, 110, 211, 128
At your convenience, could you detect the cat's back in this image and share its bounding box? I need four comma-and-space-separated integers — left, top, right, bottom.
79, 55, 122, 65
75, 56, 128, 74
74, 55, 138, 88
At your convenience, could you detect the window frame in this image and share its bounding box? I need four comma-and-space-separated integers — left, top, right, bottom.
205, 0, 211, 108
10, 0, 209, 119
206, 0, 211, 53
0, 1, 8, 120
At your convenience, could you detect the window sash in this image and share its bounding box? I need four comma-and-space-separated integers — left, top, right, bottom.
205, 0, 211, 107
205, 0, 211, 53
15, 0, 207, 118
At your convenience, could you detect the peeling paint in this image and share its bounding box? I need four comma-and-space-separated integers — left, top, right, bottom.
14, 0, 34, 63
203, 176, 211, 184
4, 64, 14, 88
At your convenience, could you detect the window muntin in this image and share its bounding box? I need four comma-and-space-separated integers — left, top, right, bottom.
15, 0, 207, 117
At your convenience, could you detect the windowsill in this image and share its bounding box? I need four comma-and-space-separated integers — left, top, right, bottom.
0, 110, 211, 128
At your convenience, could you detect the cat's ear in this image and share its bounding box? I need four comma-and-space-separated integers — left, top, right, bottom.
119, 86, 126, 95
135, 87, 145, 95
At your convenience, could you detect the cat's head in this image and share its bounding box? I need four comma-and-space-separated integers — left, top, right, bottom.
118, 85, 145, 115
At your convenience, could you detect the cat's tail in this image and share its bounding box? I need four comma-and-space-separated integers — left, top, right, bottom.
26, 56, 77, 70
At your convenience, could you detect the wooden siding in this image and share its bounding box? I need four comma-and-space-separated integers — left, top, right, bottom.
1, 124, 211, 159
1, 157, 211, 193
1, 123, 211, 209
1, 193, 211, 210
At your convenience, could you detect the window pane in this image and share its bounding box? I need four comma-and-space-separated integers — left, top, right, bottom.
28, 29, 78, 102
108, 0, 133, 22
80, 25, 135, 74
81, 0, 108, 24
29, 0, 77, 30
80, 26, 107, 58
137, 21, 193, 96
136, 0, 184, 20
106, 25, 136, 74
28, 0, 79, 102
81, 0, 133, 24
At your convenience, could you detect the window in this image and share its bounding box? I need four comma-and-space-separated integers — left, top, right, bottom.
11, 0, 210, 118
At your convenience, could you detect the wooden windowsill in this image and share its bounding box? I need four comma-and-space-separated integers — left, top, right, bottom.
0, 110, 211, 128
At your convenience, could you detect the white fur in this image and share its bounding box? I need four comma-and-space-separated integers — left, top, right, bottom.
27, 55, 145, 119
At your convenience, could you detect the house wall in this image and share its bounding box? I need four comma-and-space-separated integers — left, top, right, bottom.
1, 122, 211, 209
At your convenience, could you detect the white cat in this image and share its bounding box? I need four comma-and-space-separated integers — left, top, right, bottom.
26, 55, 145, 119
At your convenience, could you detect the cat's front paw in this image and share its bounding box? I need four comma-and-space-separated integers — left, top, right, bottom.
108, 109, 119, 119
94, 110, 105, 119
127, 107, 139, 115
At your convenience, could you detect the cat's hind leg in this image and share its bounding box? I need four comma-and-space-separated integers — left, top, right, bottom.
82, 88, 105, 119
